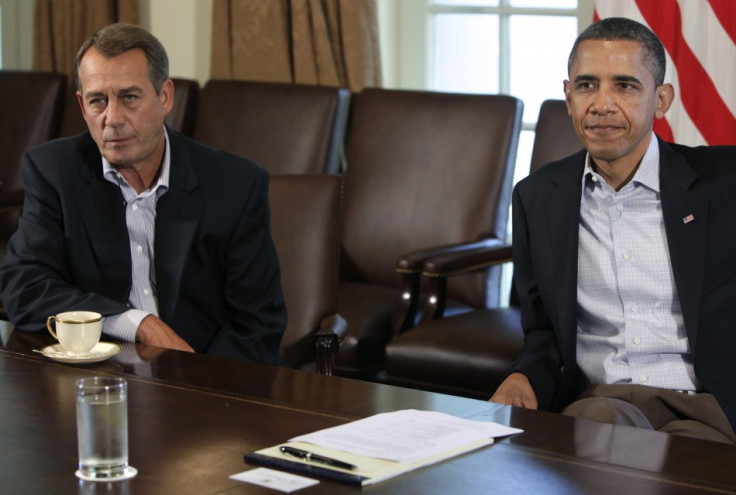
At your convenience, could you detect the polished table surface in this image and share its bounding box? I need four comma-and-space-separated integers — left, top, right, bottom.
3, 327, 736, 494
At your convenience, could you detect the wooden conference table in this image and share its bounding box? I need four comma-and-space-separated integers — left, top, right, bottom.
2, 326, 736, 494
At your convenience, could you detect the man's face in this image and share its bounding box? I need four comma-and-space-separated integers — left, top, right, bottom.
564, 40, 671, 167
77, 47, 173, 171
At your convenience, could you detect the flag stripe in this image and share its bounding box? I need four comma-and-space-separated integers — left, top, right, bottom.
678, 0, 736, 118
636, 0, 736, 145
709, 0, 736, 46
594, 0, 736, 146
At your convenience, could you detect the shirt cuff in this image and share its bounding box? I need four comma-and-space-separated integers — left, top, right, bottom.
102, 309, 151, 342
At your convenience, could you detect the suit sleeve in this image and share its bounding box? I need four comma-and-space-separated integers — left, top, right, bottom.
202, 169, 287, 365
0, 150, 130, 331
507, 183, 564, 410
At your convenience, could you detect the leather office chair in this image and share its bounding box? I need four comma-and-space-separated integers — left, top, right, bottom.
166, 78, 199, 137
384, 100, 581, 399
269, 174, 347, 374
334, 88, 523, 379
0, 71, 66, 246
193, 80, 350, 174
60, 77, 200, 137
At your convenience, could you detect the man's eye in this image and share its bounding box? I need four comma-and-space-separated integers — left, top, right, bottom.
89, 98, 105, 106
122, 94, 138, 102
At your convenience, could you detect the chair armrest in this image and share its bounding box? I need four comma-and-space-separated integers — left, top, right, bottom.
396, 237, 504, 273
422, 242, 512, 278
313, 314, 347, 375
420, 242, 513, 322
392, 238, 505, 334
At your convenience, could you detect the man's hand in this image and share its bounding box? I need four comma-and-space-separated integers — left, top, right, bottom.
135, 315, 195, 353
490, 372, 538, 409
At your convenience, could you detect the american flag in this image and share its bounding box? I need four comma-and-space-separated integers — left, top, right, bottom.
593, 0, 736, 146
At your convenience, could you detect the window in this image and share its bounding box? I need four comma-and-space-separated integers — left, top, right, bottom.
0, 0, 34, 70
385, 0, 591, 182
428, 0, 580, 184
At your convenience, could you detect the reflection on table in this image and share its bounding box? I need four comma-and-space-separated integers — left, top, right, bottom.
2, 326, 736, 494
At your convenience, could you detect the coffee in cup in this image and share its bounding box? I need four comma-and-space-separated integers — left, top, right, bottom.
46, 311, 102, 355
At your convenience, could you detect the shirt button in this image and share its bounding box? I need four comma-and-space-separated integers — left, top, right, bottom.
136, 245, 143, 253
143, 289, 150, 296
632, 304, 639, 313
132, 204, 139, 211
633, 337, 641, 345
616, 204, 623, 212
623, 252, 631, 260
639, 375, 647, 382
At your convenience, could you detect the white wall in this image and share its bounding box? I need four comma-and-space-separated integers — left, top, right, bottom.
142, 0, 212, 85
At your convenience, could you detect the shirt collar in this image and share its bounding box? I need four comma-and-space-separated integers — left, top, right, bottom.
581, 134, 660, 193
102, 126, 171, 197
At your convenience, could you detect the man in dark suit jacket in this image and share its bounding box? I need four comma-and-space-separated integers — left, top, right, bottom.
0, 23, 286, 365
491, 17, 736, 444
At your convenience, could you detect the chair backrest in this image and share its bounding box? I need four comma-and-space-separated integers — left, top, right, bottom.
508, 99, 583, 308
167, 78, 199, 137
529, 99, 581, 174
193, 80, 350, 174
59, 83, 88, 137
341, 88, 522, 306
0, 71, 66, 240
270, 174, 342, 368
60, 77, 200, 137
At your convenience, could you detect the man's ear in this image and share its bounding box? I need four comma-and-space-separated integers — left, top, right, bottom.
76, 90, 87, 119
160, 79, 175, 117
655, 83, 674, 119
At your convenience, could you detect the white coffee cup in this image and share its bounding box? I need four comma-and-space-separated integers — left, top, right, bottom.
46, 311, 102, 355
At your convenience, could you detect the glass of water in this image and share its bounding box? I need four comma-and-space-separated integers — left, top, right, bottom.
76, 377, 137, 481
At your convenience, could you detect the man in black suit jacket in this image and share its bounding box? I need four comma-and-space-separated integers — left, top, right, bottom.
491, 18, 736, 443
0, 24, 286, 365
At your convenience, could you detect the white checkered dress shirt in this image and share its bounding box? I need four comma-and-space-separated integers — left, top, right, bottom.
576, 136, 700, 391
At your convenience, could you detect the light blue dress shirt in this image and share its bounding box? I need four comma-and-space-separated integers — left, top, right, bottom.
576, 135, 700, 392
100, 128, 171, 342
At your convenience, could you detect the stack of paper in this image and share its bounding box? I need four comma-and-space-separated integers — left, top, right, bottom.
244, 409, 523, 486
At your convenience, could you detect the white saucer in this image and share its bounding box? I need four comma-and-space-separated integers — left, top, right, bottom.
75, 466, 138, 482
40, 342, 122, 364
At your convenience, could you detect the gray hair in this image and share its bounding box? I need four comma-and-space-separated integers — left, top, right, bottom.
74, 23, 169, 94
568, 17, 666, 86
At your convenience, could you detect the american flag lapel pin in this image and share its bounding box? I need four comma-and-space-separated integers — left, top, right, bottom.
682, 214, 695, 224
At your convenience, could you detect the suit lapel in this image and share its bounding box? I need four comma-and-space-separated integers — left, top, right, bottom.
77, 142, 131, 299
154, 131, 203, 322
545, 152, 585, 359
658, 139, 707, 347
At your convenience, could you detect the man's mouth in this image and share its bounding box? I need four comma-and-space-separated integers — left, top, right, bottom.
585, 123, 624, 134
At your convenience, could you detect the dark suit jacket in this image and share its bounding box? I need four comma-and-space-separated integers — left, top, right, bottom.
509, 136, 736, 430
0, 128, 287, 365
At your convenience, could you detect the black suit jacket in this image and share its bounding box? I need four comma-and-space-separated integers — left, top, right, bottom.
0, 128, 287, 365
509, 136, 736, 430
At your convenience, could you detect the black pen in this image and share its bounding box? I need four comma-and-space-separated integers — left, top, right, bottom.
280, 445, 357, 471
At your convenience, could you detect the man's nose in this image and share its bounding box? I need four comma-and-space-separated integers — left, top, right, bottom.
104, 98, 124, 127
591, 87, 616, 113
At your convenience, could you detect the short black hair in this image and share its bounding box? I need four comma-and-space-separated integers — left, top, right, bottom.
568, 17, 666, 86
